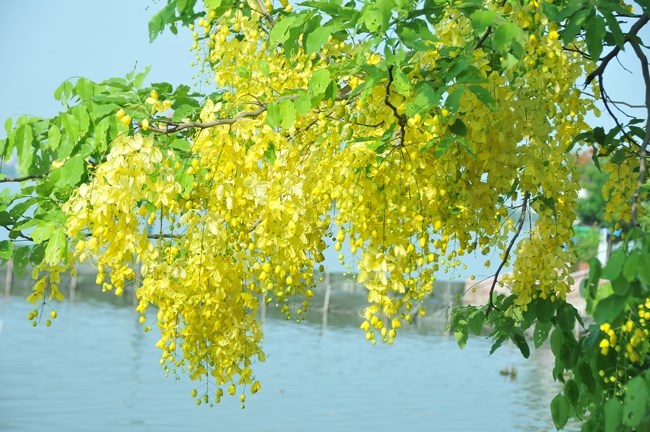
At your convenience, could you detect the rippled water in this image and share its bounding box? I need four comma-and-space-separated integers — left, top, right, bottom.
0, 294, 576, 432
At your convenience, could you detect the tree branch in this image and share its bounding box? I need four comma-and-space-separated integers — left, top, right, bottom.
486, 192, 529, 318
629, 39, 650, 226
474, 0, 508, 50
385, 65, 406, 147
0, 174, 46, 183
584, 14, 650, 86
148, 105, 268, 134
598, 75, 638, 144
147, 87, 353, 135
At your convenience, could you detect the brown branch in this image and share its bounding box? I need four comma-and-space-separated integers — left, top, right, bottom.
584, 14, 650, 86
385, 65, 406, 147
146, 217, 262, 240
147, 86, 354, 135
0, 174, 46, 183
474, 0, 508, 50
253, 0, 275, 26
629, 39, 650, 226
148, 105, 268, 134
486, 192, 529, 318
598, 75, 638, 144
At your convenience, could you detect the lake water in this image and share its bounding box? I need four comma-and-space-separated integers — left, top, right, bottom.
0, 291, 576, 432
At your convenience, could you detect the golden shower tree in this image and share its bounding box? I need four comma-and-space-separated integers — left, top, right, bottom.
2, 0, 649, 429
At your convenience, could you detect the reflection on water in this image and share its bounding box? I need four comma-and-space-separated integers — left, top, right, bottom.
0, 288, 577, 432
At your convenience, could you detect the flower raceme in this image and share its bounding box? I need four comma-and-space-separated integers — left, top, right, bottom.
35, 1, 596, 403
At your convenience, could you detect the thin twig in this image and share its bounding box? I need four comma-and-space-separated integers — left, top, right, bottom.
584, 15, 650, 86
582, 93, 644, 109
148, 105, 268, 134
486, 192, 529, 318
0, 174, 46, 183
598, 75, 638, 144
629, 39, 650, 226
474, 0, 508, 50
148, 86, 353, 135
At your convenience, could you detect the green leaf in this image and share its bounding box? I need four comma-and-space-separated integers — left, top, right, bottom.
602, 10, 625, 48
604, 398, 623, 432
61, 113, 80, 143
468, 310, 484, 335
610, 149, 626, 164
623, 376, 649, 426
396, 18, 436, 50
468, 85, 496, 110
13, 246, 30, 276
611, 274, 631, 296
258, 58, 270, 77
550, 328, 563, 357
270, 15, 299, 47
54, 81, 74, 104
623, 250, 640, 281
44, 228, 67, 265
551, 394, 570, 429
266, 99, 296, 129
492, 22, 525, 52
563, 9, 592, 44
454, 328, 468, 349
0, 240, 13, 260
391, 68, 411, 95
535, 298, 556, 323
309, 69, 332, 96
435, 136, 455, 157
593, 294, 627, 323
236, 66, 251, 79
132, 66, 151, 88
445, 88, 464, 112
72, 105, 90, 138
74, 77, 96, 100
602, 249, 625, 280
556, 302, 577, 332
305, 24, 337, 55
578, 361, 596, 393
293, 91, 312, 116
177, 0, 190, 13
47, 125, 61, 151
31, 223, 54, 244
29, 243, 45, 266
470, 10, 500, 33
15, 124, 34, 174
263, 143, 276, 164
533, 321, 552, 348
172, 103, 198, 122
361, 3, 390, 33
448, 119, 467, 136
585, 14, 606, 60
57, 155, 85, 188
407, 83, 440, 116
511, 332, 530, 358
639, 253, 650, 287
148, 2, 177, 42
564, 379, 580, 406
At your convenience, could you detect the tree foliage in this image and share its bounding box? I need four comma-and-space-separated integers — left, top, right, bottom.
2, 0, 650, 428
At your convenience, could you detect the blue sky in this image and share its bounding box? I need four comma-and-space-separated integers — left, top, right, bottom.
0, 1, 194, 122
0, 1, 648, 280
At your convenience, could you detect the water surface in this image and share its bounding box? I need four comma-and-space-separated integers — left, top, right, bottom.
0, 294, 574, 432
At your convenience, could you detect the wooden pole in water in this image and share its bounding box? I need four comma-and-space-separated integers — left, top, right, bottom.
4, 260, 13, 297
69, 263, 77, 302
133, 263, 141, 307
322, 271, 331, 328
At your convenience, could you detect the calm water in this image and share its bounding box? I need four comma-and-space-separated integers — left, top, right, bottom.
0, 293, 575, 432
